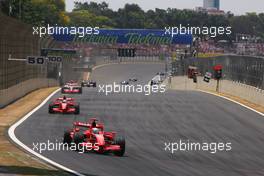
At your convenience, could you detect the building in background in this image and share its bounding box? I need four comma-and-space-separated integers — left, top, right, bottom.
203, 0, 220, 10
196, 0, 223, 15
195, 7, 225, 15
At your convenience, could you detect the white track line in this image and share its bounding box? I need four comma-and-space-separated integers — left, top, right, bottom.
8, 88, 85, 176
197, 89, 264, 117
92, 63, 119, 70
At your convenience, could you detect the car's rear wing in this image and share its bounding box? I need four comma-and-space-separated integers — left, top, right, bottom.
74, 122, 90, 128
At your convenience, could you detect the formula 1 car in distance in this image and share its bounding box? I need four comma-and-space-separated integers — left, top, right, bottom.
81, 80, 97, 87
63, 118, 125, 156
129, 78, 138, 82
120, 80, 129, 85
61, 83, 82, 94
150, 80, 159, 86
157, 72, 166, 76
49, 96, 80, 114
65, 80, 79, 86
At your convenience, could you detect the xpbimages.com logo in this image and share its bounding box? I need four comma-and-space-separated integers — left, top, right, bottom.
164, 140, 232, 154
98, 82, 166, 96
164, 24, 232, 38
32, 24, 100, 37
32, 140, 100, 154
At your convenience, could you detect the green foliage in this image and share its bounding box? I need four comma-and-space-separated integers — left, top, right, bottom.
115, 4, 145, 28
0, 0, 68, 25
70, 1, 264, 40
68, 10, 113, 27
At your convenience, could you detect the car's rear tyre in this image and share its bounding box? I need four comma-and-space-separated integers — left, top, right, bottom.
113, 136, 125, 156
48, 105, 54, 114
79, 87, 82, 94
74, 104, 80, 114
63, 130, 72, 145
73, 133, 85, 151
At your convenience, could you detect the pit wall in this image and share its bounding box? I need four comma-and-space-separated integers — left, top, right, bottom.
167, 76, 264, 107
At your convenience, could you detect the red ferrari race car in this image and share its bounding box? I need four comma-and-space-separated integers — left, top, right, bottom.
48, 96, 80, 114
63, 118, 125, 156
65, 80, 79, 86
61, 82, 82, 94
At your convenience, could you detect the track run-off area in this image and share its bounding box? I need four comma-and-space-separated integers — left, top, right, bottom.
10, 63, 264, 176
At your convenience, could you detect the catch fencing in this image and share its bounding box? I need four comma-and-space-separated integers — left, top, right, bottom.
0, 13, 59, 108
173, 55, 264, 90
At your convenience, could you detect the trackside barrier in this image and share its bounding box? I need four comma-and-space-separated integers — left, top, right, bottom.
0, 78, 58, 107
173, 55, 264, 90
168, 76, 264, 107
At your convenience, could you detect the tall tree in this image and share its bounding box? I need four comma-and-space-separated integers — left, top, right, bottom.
0, 0, 69, 25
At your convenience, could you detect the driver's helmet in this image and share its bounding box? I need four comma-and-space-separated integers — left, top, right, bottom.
63, 96, 66, 99
92, 128, 100, 134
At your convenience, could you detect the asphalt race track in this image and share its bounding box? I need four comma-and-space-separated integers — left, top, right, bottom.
15, 63, 264, 176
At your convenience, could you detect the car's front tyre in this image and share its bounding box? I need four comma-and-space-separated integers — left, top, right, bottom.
48, 104, 54, 114
73, 133, 85, 151
61, 88, 65, 94
113, 136, 125, 156
63, 130, 72, 145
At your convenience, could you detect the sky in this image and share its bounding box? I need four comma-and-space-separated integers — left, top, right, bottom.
65, 0, 264, 15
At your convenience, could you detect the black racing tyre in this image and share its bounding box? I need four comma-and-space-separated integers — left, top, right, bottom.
48, 104, 54, 114
73, 133, 85, 151
61, 88, 65, 94
63, 130, 72, 145
113, 136, 125, 156
74, 104, 80, 115
79, 87, 82, 94
193, 76, 197, 83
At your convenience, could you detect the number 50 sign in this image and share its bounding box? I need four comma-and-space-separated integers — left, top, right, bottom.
27, 56, 46, 65
27, 56, 62, 65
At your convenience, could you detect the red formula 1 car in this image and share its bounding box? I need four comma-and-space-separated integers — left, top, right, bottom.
49, 96, 80, 114
61, 84, 82, 94
63, 118, 125, 156
65, 80, 79, 86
